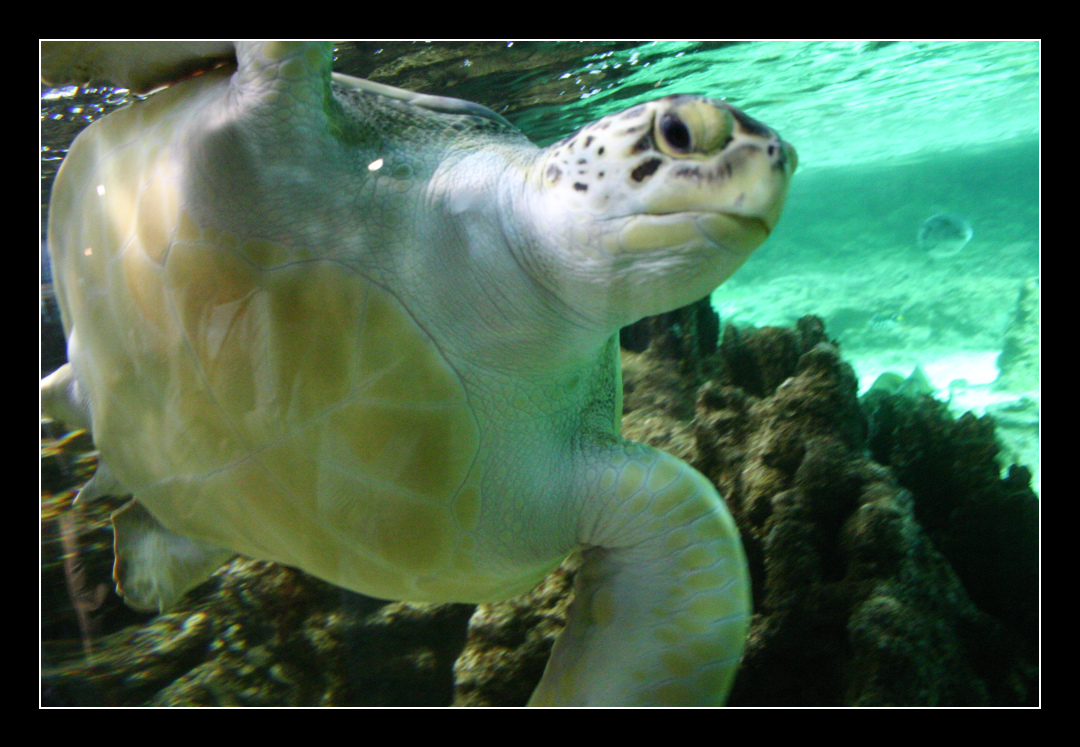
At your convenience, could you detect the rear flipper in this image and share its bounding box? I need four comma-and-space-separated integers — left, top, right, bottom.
43, 359, 233, 614
529, 445, 750, 706
73, 460, 123, 505
41, 362, 92, 432
112, 500, 233, 613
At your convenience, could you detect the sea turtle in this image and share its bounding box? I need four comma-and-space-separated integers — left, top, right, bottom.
40, 41, 796, 706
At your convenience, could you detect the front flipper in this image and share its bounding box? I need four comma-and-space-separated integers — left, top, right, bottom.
112, 500, 234, 613
41, 41, 235, 95
529, 445, 750, 706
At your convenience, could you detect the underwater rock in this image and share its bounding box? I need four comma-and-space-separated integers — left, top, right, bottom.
453, 553, 580, 706
862, 387, 1039, 648
693, 319, 1036, 705
984, 396, 1039, 492
866, 365, 935, 399
917, 212, 973, 259
617, 295, 722, 463
994, 276, 1039, 393
618, 350, 700, 464
619, 295, 720, 375
43, 553, 475, 706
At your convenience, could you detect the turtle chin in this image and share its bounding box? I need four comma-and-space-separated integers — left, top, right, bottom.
589, 211, 771, 319
696, 212, 771, 253
611, 211, 771, 257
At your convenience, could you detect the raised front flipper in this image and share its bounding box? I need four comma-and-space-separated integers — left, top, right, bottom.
112, 500, 234, 613
530, 445, 750, 706
41, 41, 235, 95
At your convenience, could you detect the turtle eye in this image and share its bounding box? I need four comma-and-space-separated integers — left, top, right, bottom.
657, 112, 692, 154
654, 99, 734, 157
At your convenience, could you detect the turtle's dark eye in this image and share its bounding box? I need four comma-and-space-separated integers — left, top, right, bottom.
657, 113, 692, 153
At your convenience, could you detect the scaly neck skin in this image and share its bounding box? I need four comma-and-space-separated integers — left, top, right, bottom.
411, 145, 619, 381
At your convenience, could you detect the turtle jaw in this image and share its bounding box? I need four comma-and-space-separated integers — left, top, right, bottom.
697, 211, 772, 252
608, 211, 767, 255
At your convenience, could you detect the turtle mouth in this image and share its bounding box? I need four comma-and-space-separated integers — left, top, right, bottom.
614, 211, 771, 255
695, 212, 771, 247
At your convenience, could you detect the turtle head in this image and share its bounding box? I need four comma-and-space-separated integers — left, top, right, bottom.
518, 95, 796, 329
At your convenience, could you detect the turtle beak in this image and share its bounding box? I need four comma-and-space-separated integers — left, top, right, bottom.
717, 135, 796, 235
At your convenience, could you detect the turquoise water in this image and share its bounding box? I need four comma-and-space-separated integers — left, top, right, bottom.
511, 41, 1039, 169
42, 41, 1040, 173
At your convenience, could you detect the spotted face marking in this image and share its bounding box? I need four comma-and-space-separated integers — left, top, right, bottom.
631, 158, 662, 183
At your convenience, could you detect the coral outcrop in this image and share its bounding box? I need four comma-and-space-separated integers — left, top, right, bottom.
994, 277, 1039, 393
691, 318, 1037, 705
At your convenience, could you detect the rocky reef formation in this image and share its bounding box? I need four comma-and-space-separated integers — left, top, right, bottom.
994, 277, 1039, 394
694, 318, 1036, 705
41, 304, 1038, 706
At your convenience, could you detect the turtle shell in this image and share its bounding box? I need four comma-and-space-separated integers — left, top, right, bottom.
49, 65, 495, 602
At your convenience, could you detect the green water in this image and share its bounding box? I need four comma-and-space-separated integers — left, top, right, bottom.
511, 40, 1039, 168
41, 41, 1040, 171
